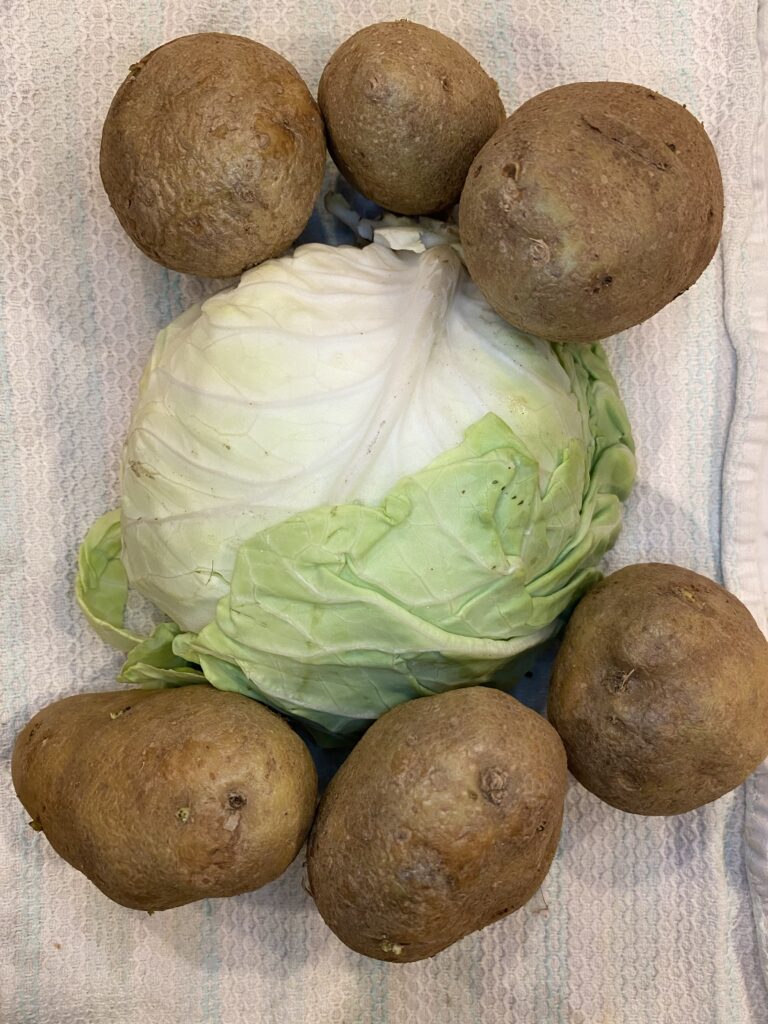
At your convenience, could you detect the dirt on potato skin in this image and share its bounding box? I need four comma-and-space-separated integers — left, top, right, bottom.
319, 20, 505, 215
12, 685, 318, 910
548, 563, 768, 815
459, 82, 724, 342
100, 32, 326, 278
306, 687, 567, 962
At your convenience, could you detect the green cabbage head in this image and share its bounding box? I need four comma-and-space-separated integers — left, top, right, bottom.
77, 225, 635, 742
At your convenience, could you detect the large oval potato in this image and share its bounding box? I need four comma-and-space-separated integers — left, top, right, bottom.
306, 688, 567, 962
548, 563, 768, 814
319, 20, 504, 214
100, 32, 326, 278
459, 82, 723, 342
12, 685, 317, 910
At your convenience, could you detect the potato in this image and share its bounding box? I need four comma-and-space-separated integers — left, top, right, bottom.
306, 688, 567, 962
12, 685, 317, 910
548, 564, 768, 815
318, 20, 505, 214
459, 82, 724, 342
100, 32, 326, 278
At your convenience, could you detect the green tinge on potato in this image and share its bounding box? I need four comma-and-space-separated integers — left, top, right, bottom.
12, 685, 318, 910
306, 687, 567, 962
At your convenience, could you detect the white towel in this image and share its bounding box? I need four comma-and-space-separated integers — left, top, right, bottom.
1, 1, 767, 1021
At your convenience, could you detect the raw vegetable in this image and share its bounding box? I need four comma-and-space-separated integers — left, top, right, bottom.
100, 32, 326, 278
318, 20, 505, 214
78, 222, 635, 741
306, 687, 568, 961
460, 82, 724, 342
548, 563, 768, 815
12, 685, 318, 910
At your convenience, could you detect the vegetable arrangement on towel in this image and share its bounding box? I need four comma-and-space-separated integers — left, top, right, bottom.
12, 21, 768, 969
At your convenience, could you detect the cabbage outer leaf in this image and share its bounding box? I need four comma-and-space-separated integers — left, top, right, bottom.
76, 510, 204, 686
76, 509, 142, 653
175, 403, 634, 740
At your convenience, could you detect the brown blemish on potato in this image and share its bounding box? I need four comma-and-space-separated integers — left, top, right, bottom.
606, 667, 636, 694
528, 239, 550, 264
109, 706, 133, 720
672, 584, 707, 611
581, 112, 672, 171
480, 766, 509, 805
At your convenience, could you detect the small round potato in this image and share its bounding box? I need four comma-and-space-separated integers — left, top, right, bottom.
12, 685, 318, 910
548, 564, 768, 815
307, 688, 567, 962
318, 20, 505, 214
100, 32, 326, 278
460, 82, 724, 342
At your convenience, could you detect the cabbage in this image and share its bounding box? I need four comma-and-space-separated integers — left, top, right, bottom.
78, 224, 635, 742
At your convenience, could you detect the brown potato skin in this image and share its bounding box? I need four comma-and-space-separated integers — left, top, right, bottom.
318, 20, 505, 215
459, 82, 724, 342
548, 564, 768, 815
100, 32, 326, 277
306, 688, 567, 962
12, 686, 318, 910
